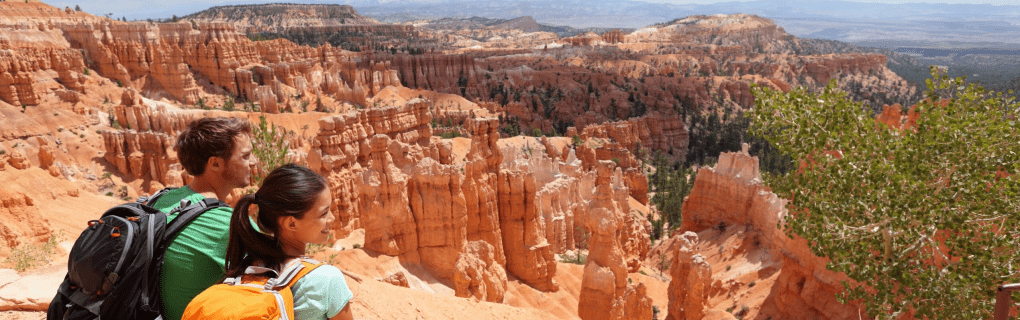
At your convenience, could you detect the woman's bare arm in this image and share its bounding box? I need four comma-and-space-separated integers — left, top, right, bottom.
328, 303, 354, 320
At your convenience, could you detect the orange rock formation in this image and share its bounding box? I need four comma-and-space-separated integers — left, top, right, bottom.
577, 161, 652, 320
0, 189, 51, 258
671, 145, 865, 319
666, 232, 711, 320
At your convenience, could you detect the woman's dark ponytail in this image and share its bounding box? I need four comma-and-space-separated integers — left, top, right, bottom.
224, 164, 327, 277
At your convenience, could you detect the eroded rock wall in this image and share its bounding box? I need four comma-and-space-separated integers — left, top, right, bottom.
0, 24, 85, 106
0, 189, 51, 259
678, 145, 864, 319
1, 4, 405, 110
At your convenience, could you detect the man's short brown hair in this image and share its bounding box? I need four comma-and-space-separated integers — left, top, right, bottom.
175, 117, 252, 176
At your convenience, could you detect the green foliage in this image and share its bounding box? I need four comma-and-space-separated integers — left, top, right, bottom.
529, 128, 542, 137
251, 115, 290, 186
246, 33, 275, 42
559, 225, 590, 265
306, 242, 328, 256
656, 250, 669, 276
559, 251, 587, 265
223, 94, 235, 111
649, 154, 697, 234
437, 130, 462, 139
83, 67, 90, 76
3, 233, 61, 272
352, 244, 361, 249
572, 134, 582, 147
749, 68, 1020, 319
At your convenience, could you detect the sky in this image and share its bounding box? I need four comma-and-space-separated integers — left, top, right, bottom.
44, 0, 1020, 21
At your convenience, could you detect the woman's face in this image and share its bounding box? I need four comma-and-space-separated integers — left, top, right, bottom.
293, 188, 335, 246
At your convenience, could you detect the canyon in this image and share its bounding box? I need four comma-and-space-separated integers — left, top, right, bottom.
0, 2, 920, 319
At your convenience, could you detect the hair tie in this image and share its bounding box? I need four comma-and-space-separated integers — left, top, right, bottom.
247, 201, 275, 238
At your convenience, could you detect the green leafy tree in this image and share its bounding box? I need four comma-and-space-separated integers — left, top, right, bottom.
251, 115, 290, 186
749, 68, 1020, 319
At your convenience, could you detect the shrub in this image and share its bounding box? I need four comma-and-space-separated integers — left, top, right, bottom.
223, 94, 235, 111
558, 252, 587, 265
250, 115, 289, 186
529, 128, 542, 137
749, 67, 1020, 318
2, 233, 61, 272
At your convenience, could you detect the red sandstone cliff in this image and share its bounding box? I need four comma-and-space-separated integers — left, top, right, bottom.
0, 2, 404, 112
664, 145, 865, 319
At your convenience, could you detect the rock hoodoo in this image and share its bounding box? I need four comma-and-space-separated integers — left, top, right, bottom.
666, 232, 711, 320
577, 161, 652, 320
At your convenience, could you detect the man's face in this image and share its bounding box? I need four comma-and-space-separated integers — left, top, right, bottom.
223, 135, 253, 189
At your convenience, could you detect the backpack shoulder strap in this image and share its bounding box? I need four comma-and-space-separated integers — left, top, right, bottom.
138, 187, 178, 206
274, 258, 324, 290
164, 197, 230, 242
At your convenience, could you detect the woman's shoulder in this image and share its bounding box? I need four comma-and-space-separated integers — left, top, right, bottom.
292, 263, 349, 291
301, 263, 344, 280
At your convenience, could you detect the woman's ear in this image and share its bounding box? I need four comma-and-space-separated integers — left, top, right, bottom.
279, 216, 299, 232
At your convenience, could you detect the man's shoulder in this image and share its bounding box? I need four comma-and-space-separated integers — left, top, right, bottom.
151, 187, 201, 212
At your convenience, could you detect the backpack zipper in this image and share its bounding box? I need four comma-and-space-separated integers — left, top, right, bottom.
107, 216, 135, 276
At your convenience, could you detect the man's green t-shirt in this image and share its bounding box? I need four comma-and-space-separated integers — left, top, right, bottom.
151, 186, 233, 320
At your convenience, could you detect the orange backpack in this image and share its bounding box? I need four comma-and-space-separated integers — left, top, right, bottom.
182, 258, 323, 320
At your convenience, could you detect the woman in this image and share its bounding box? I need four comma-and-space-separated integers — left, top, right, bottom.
220, 163, 354, 320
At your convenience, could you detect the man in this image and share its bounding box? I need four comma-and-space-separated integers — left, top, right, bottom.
149, 117, 253, 320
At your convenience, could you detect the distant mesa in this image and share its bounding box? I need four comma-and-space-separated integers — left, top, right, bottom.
183, 3, 378, 27
490, 16, 541, 33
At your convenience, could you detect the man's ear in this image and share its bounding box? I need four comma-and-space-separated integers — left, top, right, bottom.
206, 156, 225, 174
